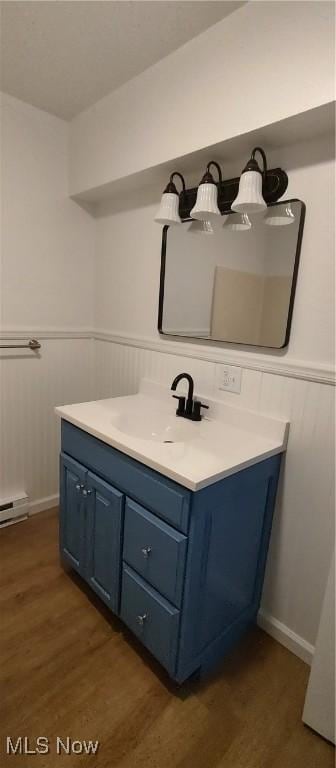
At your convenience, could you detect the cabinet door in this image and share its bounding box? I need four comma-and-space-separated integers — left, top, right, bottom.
86, 471, 124, 613
60, 453, 87, 576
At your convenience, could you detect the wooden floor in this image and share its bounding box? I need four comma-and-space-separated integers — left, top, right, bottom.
1, 510, 334, 767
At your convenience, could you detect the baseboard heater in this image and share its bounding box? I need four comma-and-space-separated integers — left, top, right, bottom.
0, 493, 29, 527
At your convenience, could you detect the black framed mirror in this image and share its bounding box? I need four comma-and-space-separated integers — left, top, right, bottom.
158, 199, 305, 349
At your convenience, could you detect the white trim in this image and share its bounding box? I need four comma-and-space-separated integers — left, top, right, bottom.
257, 610, 314, 665
29, 494, 59, 516
0, 328, 93, 340
94, 330, 336, 386
1, 327, 334, 385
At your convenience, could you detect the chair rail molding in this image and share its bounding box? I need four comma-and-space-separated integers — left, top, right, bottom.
0, 327, 93, 340
1, 327, 334, 385
94, 330, 336, 386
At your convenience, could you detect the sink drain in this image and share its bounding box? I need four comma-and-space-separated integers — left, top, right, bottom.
163, 440, 174, 444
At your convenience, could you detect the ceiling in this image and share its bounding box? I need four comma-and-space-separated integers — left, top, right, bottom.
0, 1, 245, 120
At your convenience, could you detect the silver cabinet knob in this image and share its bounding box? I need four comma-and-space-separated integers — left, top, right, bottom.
76, 482, 85, 492
82, 488, 92, 497
136, 613, 148, 626
141, 546, 152, 559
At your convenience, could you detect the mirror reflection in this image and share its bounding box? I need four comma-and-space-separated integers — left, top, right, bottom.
159, 200, 304, 349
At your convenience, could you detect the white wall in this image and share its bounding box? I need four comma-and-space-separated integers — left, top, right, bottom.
92, 134, 335, 660
1, 93, 94, 330
69, 0, 335, 196
0, 94, 95, 508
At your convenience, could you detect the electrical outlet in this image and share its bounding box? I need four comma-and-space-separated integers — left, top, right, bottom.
216, 364, 242, 394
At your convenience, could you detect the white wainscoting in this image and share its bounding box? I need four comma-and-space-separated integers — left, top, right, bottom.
93, 337, 335, 661
94, 331, 336, 385
0, 335, 95, 513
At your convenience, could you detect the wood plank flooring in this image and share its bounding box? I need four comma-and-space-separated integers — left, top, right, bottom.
1, 509, 334, 767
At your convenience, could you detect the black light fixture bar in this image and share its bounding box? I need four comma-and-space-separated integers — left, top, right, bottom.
178, 167, 288, 220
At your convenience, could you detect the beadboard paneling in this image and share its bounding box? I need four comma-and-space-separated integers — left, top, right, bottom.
93, 339, 335, 654
94, 331, 336, 385
0, 338, 94, 509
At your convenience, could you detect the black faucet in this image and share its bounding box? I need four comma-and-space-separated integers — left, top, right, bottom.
171, 373, 209, 421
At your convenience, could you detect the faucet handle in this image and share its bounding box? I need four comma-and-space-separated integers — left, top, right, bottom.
172, 394, 186, 416
192, 400, 209, 421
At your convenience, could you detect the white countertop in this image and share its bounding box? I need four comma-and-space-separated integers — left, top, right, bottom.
55, 379, 289, 491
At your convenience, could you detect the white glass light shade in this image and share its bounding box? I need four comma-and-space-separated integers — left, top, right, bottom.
231, 171, 266, 214
190, 183, 221, 222
265, 203, 295, 226
223, 213, 251, 231
155, 192, 181, 225
187, 219, 214, 235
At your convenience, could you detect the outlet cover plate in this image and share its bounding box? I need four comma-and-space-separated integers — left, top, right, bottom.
216, 364, 242, 394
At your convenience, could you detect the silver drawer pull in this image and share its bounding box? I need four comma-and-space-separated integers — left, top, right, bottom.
136, 613, 148, 626
82, 488, 92, 497
141, 546, 152, 558
75, 483, 85, 492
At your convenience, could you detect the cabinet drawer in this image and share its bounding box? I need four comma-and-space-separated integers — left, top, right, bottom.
120, 565, 179, 674
62, 421, 190, 532
123, 499, 187, 607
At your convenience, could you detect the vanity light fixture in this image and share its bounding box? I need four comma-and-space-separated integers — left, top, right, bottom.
232, 147, 267, 214
265, 202, 295, 226
155, 154, 288, 223
223, 212, 252, 231
155, 172, 186, 226
190, 161, 222, 222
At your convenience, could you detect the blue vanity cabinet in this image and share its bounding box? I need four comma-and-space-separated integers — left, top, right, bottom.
60, 454, 124, 612
60, 420, 282, 683
85, 472, 123, 612
60, 453, 87, 577
174, 458, 281, 682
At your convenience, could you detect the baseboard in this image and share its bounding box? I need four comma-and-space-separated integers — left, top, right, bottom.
29, 494, 59, 516
257, 610, 314, 665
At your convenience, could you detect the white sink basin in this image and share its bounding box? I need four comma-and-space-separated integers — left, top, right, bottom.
55, 379, 289, 490
110, 408, 198, 443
